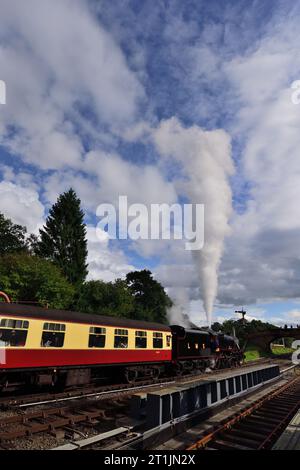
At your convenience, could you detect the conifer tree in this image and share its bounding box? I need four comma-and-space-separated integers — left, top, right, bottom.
37, 188, 88, 285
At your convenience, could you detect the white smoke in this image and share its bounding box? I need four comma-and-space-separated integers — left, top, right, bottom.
153, 117, 234, 326
167, 287, 190, 327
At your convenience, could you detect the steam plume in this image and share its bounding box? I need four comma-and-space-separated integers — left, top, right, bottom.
167, 287, 190, 327
154, 118, 234, 326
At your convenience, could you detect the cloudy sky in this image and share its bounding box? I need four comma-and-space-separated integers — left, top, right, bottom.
1, 0, 300, 326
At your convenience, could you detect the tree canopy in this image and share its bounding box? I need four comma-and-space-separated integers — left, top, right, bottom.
72, 273, 172, 324
0, 194, 172, 324
73, 279, 135, 318
37, 188, 88, 285
0, 253, 74, 309
126, 269, 172, 323
211, 317, 279, 347
0, 212, 27, 254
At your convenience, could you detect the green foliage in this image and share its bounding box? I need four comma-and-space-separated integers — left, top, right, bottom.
281, 337, 294, 348
0, 212, 27, 254
270, 345, 295, 355
215, 318, 279, 348
243, 344, 270, 361
73, 271, 172, 324
37, 188, 88, 285
244, 347, 261, 362
211, 322, 223, 332
73, 279, 135, 318
215, 317, 298, 360
126, 270, 172, 323
0, 202, 172, 324
0, 253, 74, 309
26, 233, 40, 255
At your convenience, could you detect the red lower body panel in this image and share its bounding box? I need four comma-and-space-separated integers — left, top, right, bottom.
0, 348, 172, 370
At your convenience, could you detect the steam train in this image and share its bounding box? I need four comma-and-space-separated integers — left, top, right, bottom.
0, 300, 243, 392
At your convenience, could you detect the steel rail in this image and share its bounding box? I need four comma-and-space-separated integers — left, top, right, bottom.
0, 358, 273, 409
186, 374, 300, 450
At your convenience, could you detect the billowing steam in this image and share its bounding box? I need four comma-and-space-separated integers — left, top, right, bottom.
153, 118, 234, 326
167, 287, 190, 327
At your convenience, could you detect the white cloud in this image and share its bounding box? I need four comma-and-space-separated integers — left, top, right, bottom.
86, 226, 135, 282
41, 150, 180, 277
84, 150, 177, 207
0, 170, 137, 283
2, 1, 300, 326
42, 148, 178, 214
215, 11, 300, 308
0, 180, 44, 233
0, 0, 143, 170
285, 310, 300, 320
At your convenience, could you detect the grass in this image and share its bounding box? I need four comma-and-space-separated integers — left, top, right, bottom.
244, 348, 261, 362
270, 345, 295, 355
244, 343, 295, 361
244, 344, 270, 362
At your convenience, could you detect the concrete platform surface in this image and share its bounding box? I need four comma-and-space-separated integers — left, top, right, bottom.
273, 410, 300, 450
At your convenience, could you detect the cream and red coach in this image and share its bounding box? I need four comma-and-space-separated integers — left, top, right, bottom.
0, 302, 172, 390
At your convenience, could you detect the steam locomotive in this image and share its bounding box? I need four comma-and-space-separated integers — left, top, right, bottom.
0, 300, 243, 391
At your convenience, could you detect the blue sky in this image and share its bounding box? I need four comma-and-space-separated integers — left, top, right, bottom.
1, 0, 300, 326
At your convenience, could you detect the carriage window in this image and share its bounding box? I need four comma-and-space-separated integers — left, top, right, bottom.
153, 332, 163, 349
0, 318, 29, 347
114, 329, 128, 348
166, 335, 171, 347
89, 327, 106, 348
41, 322, 65, 348
135, 331, 147, 348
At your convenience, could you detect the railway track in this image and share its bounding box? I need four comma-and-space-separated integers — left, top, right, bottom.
187, 374, 300, 450
0, 359, 293, 450
0, 358, 274, 409
0, 378, 175, 409
0, 395, 129, 447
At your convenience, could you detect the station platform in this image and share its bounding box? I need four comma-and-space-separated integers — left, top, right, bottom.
273, 410, 300, 450
130, 364, 280, 430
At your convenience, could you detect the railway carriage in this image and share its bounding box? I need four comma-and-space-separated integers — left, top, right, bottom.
0, 302, 172, 391
0, 297, 243, 393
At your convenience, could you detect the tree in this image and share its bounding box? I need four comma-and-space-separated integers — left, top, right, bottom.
37, 189, 88, 285
26, 233, 40, 255
220, 318, 279, 348
0, 253, 74, 309
109, 279, 136, 318
0, 212, 27, 254
211, 322, 223, 332
73, 279, 135, 318
126, 270, 172, 323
